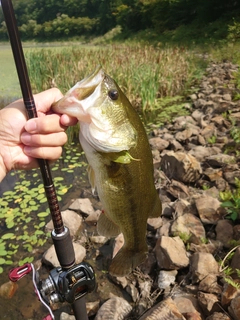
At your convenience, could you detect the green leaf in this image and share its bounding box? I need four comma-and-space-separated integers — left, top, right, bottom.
37, 212, 49, 218
0, 258, 5, 264
2, 233, 15, 240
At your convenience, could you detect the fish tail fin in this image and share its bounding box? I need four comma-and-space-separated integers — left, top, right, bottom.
109, 247, 147, 277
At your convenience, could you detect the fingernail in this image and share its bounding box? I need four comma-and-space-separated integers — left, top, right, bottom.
25, 119, 37, 132
21, 132, 31, 144
23, 146, 31, 155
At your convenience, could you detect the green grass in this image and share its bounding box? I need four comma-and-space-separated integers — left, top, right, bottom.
0, 45, 21, 107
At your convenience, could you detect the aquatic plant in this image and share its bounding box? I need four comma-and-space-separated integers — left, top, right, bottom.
0, 143, 87, 273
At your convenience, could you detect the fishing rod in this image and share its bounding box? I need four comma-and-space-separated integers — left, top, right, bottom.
1, 1, 95, 319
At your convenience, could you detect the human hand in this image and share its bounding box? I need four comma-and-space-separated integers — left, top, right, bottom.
0, 88, 78, 181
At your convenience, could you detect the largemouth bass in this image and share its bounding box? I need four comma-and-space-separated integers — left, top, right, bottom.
52, 67, 162, 276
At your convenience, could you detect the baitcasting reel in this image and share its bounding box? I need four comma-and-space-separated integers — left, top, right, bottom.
9, 262, 96, 320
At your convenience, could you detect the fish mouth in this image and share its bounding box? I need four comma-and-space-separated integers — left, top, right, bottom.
71, 65, 104, 100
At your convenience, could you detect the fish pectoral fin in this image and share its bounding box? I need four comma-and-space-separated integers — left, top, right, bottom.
97, 212, 121, 238
87, 165, 97, 195
105, 151, 140, 164
149, 194, 162, 218
109, 247, 147, 277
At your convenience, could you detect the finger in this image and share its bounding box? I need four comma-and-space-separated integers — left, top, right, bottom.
23, 146, 63, 160
25, 114, 66, 134
21, 132, 68, 147
34, 88, 63, 113
60, 114, 78, 127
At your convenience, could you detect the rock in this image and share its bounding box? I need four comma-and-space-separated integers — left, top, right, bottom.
69, 198, 96, 217
147, 216, 163, 230
198, 274, 222, 294
45, 209, 82, 236
87, 300, 100, 317
229, 295, 240, 320
190, 252, 219, 283
198, 292, 221, 316
215, 220, 234, 248
233, 225, 240, 240
206, 312, 231, 320
175, 128, 193, 141
173, 294, 202, 320
161, 151, 202, 183
231, 246, 240, 271
221, 282, 240, 308
149, 137, 169, 151
155, 236, 189, 270
138, 297, 185, 320
189, 240, 223, 255
158, 270, 178, 290
0, 281, 18, 299
206, 154, 236, 167
223, 170, 240, 185
60, 313, 75, 320
204, 167, 222, 181
170, 213, 206, 244
189, 146, 221, 162
195, 195, 225, 224
165, 179, 189, 199
90, 235, 107, 244
42, 242, 86, 267
95, 296, 132, 320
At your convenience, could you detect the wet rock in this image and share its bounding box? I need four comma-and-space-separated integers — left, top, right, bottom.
170, 213, 206, 244
95, 296, 132, 320
195, 195, 225, 224
215, 220, 234, 248
161, 151, 202, 183
190, 253, 219, 284
138, 297, 185, 320
42, 242, 86, 267
45, 209, 82, 236
155, 236, 189, 270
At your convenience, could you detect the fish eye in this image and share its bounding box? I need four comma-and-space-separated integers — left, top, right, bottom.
108, 89, 119, 100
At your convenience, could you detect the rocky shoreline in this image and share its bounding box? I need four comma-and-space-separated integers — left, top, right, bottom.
43, 61, 240, 320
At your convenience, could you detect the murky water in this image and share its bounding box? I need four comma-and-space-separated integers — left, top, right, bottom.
0, 142, 121, 319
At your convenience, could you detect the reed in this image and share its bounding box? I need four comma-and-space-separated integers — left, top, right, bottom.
25, 44, 206, 121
